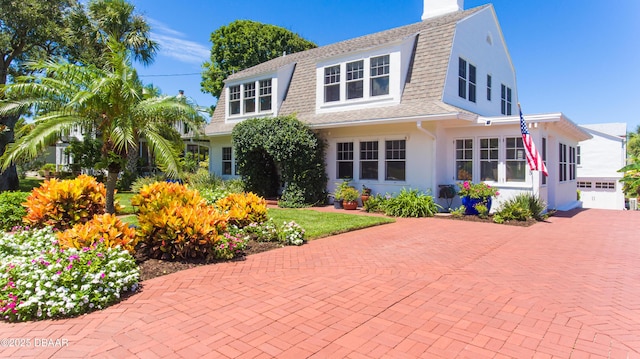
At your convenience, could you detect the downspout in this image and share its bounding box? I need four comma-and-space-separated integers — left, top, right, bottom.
416, 121, 438, 199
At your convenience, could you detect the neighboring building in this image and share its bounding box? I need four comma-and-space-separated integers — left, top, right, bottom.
205, 0, 591, 211
576, 123, 627, 210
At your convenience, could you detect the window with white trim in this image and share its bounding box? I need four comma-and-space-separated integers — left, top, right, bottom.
324, 65, 340, 102
486, 74, 492, 101
346, 60, 364, 100
455, 139, 473, 180
360, 141, 378, 180
370, 55, 389, 96
542, 137, 547, 185
229, 85, 240, 115
336, 142, 354, 179
577, 181, 592, 188
458, 58, 476, 103
243, 82, 255, 113
506, 137, 526, 182
385, 140, 406, 181
595, 182, 615, 189
259, 80, 272, 111
222, 147, 232, 175
480, 138, 498, 181
569, 146, 576, 181
501, 84, 512, 115
576, 145, 581, 165
559, 143, 567, 182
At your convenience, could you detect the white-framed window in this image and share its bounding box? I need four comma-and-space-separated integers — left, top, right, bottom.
480, 138, 498, 181
385, 140, 406, 181
222, 147, 232, 175
337, 142, 354, 179
506, 137, 526, 182
259, 80, 272, 112
486, 74, 492, 101
360, 141, 378, 180
227, 79, 274, 118
595, 182, 615, 189
501, 84, 512, 115
569, 146, 576, 181
346, 60, 364, 100
370, 55, 390, 97
559, 143, 567, 182
324, 65, 340, 102
542, 137, 547, 185
455, 139, 473, 181
458, 58, 476, 103
229, 85, 241, 115
243, 82, 256, 113
576, 145, 581, 165
577, 181, 592, 188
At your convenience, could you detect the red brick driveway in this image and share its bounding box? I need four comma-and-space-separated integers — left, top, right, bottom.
1, 209, 639, 358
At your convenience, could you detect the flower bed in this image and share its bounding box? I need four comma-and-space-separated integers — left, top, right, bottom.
0, 227, 139, 322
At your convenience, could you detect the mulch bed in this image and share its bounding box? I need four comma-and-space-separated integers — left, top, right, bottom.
136, 240, 283, 281
434, 213, 540, 227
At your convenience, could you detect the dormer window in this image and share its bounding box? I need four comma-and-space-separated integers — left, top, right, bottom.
370, 55, 390, 96
259, 80, 272, 111
346, 60, 364, 99
243, 82, 256, 113
227, 78, 275, 118
229, 85, 241, 115
324, 65, 340, 102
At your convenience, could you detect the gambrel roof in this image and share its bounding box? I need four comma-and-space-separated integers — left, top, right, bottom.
207, 5, 491, 135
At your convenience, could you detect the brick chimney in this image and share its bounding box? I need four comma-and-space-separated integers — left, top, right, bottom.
422, 0, 463, 20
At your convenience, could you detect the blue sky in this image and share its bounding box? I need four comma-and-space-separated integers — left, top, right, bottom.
131, 0, 640, 133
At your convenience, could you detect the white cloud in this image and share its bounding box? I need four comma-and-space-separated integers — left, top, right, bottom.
148, 18, 210, 64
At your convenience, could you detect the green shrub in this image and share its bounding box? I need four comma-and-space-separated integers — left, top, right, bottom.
23, 175, 110, 230
380, 189, 441, 217
130, 175, 165, 193
184, 168, 222, 189
0, 192, 29, 231
278, 182, 308, 208
363, 193, 389, 213
493, 192, 546, 223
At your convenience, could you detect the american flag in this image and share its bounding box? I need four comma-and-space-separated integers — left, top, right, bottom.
520, 108, 549, 176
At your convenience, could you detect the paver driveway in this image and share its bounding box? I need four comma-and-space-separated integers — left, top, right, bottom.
1, 208, 639, 358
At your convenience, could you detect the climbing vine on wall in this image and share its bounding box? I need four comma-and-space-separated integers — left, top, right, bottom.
231, 115, 327, 207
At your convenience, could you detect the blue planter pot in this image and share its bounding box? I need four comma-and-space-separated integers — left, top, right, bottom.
461, 196, 492, 215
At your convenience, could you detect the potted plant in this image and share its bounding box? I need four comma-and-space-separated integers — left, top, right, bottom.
40, 163, 57, 179
457, 181, 499, 215
333, 179, 352, 209
361, 184, 372, 203
341, 186, 360, 210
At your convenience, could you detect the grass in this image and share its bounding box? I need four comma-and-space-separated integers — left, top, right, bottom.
119, 208, 395, 240
18, 177, 43, 192
115, 192, 136, 215
268, 208, 394, 239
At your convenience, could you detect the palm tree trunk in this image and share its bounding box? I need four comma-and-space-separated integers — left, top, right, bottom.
125, 141, 138, 174
105, 169, 119, 214
0, 114, 20, 192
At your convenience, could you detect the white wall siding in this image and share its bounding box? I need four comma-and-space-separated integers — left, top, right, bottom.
443, 7, 517, 117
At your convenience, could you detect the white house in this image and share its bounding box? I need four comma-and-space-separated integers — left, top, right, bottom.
576, 123, 627, 210
205, 0, 591, 211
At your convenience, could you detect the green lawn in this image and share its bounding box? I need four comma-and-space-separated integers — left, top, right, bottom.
115, 192, 136, 215
19, 177, 43, 192
119, 208, 394, 240
267, 208, 394, 239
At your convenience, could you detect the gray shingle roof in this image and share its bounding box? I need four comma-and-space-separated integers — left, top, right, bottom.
207, 5, 489, 135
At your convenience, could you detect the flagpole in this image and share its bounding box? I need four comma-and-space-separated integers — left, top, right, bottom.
519, 103, 539, 195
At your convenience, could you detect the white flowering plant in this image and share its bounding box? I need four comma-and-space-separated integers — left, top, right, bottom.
278, 221, 305, 246
0, 227, 139, 322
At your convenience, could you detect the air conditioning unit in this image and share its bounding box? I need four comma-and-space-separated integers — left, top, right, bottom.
630, 198, 638, 211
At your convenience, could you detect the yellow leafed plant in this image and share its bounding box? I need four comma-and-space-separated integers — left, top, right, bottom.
57, 213, 137, 253
214, 192, 267, 227
23, 175, 119, 230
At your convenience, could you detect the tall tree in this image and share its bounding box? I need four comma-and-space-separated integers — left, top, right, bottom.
0, 0, 77, 191
66, 0, 158, 67
0, 40, 204, 213
627, 125, 640, 160
201, 20, 317, 100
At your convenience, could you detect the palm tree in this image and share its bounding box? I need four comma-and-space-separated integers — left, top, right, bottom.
0, 40, 203, 213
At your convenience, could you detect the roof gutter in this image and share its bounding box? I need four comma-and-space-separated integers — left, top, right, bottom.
308, 112, 475, 130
